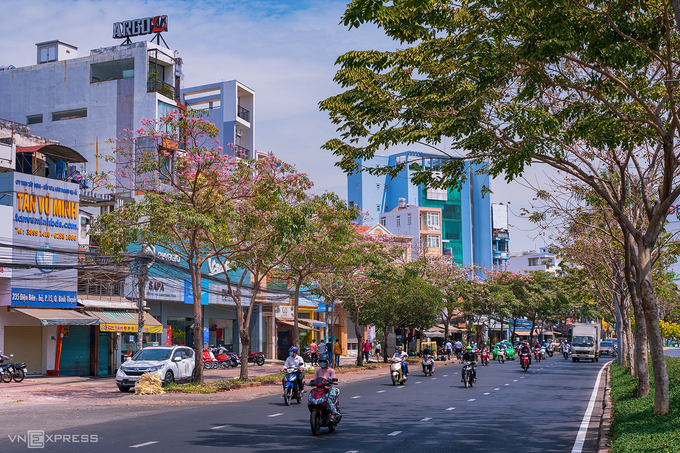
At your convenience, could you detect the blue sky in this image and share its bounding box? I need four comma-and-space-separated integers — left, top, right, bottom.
0, 0, 547, 253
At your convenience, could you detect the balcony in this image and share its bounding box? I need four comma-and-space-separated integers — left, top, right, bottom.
232, 144, 250, 158
147, 77, 175, 99
237, 105, 250, 122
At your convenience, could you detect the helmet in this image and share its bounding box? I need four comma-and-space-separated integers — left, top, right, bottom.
318, 354, 329, 368
466, 345, 473, 351
397, 345, 404, 350
289, 346, 299, 353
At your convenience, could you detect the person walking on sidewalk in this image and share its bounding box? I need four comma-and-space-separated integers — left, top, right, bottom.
445, 340, 453, 360
375, 341, 382, 362
334, 339, 342, 367
361, 340, 370, 363
310, 340, 318, 366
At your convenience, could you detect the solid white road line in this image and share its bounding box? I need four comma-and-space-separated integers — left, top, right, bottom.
130, 442, 159, 448
377, 390, 386, 393
421, 417, 433, 421
210, 425, 229, 430
268, 413, 284, 417
388, 431, 402, 437
571, 362, 608, 453
446, 407, 456, 411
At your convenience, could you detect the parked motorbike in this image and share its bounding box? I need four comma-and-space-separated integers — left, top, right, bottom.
308, 376, 340, 435
390, 357, 408, 386
521, 353, 530, 372
202, 349, 218, 369
211, 347, 232, 369
421, 354, 435, 376
226, 352, 241, 368
246, 352, 266, 366
481, 350, 490, 366
0, 352, 16, 383
282, 366, 304, 406
302, 346, 313, 364
11, 362, 26, 383
461, 360, 476, 388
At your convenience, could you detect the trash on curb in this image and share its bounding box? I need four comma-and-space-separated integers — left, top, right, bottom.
134, 373, 165, 395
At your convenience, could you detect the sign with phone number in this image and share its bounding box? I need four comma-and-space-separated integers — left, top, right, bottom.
11, 288, 77, 308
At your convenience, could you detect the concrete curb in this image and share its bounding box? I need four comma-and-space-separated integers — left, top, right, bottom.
597, 362, 612, 453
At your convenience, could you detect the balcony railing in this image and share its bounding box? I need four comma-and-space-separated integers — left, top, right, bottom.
232, 144, 250, 158
148, 77, 175, 99
237, 105, 250, 122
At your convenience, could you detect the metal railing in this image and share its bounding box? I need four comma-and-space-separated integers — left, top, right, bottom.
147, 78, 175, 99
237, 105, 250, 122
232, 144, 250, 158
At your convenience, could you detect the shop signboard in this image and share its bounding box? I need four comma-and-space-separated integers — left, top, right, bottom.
0, 205, 12, 278
167, 326, 172, 345
208, 282, 251, 307
183, 278, 209, 305
125, 276, 183, 302
0, 173, 79, 308
100, 323, 163, 333
275, 305, 293, 319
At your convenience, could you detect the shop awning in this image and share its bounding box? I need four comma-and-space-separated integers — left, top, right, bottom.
78, 299, 138, 310
277, 319, 318, 331
86, 311, 163, 333
300, 319, 326, 328
11, 308, 99, 326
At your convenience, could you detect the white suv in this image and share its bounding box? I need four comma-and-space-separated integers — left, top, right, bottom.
116, 346, 195, 392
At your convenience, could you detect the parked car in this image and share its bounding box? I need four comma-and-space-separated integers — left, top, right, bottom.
599, 340, 617, 357
116, 346, 195, 392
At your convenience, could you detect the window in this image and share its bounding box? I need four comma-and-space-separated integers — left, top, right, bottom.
407, 213, 412, 225
396, 216, 401, 227
171, 350, 183, 361
528, 258, 538, 266
425, 212, 440, 230
91, 58, 134, 83
376, 183, 380, 190
26, 114, 43, 125
348, 201, 354, 209
52, 108, 87, 121
424, 235, 440, 249
380, 217, 386, 226
158, 101, 179, 134
376, 204, 380, 212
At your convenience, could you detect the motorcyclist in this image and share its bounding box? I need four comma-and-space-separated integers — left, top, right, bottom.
461, 345, 477, 382
310, 354, 340, 422
282, 346, 305, 394
393, 346, 409, 377
519, 340, 532, 366
422, 345, 433, 357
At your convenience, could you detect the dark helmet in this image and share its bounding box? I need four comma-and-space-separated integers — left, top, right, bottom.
318, 354, 329, 368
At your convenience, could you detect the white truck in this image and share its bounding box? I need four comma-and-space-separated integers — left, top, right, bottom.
571, 323, 601, 362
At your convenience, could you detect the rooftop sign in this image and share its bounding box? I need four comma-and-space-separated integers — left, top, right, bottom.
113, 15, 168, 40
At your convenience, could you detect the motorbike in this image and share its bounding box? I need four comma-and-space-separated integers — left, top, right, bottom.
547, 343, 554, 357
10, 362, 26, 383
302, 346, 313, 364
202, 349, 218, 369
390, 357, 408, 386
496, 348, 505, 364
211, 347, 232, 369
461, 360, 476, 388
0, 363, 13, 383
520, 353, 530, 372
308, 376, 340, 435
245, 351, 266, 366
421, 354, 435, 376
540, 346, 547, 360
282, 366, 304, 406
563, 346, 570, 360
481, 349, 490, 366
534, 349, 542, 363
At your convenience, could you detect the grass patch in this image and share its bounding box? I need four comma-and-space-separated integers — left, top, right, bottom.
165, 382, 218, 394
610, 356, 680, 453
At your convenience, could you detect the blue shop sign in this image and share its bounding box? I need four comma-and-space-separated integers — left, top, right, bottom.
184, 278, 209, 305
11, 288, 77, 308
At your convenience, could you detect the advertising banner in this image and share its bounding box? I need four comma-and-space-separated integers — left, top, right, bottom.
0, 173, 79, 308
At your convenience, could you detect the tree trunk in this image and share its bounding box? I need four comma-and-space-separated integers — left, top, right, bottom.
614, 283, 626, 367
638, 246, 670, 415
632, 296, 649, 396
624, 313, 634, 372
382, 324, 389, 363
354, 303, 364, 366
444, 312, 450, 342
293, 278, 302, 350
191, 265, 204, 383
238, 281, 259, 380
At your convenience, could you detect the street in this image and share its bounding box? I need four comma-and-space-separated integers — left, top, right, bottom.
0, 355, 611, 452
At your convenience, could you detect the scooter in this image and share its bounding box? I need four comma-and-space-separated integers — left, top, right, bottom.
534, 349, 542, 363
461, 360, 476, 388
0, 352, 15, 383
521, 353, 530, 372
540, 346, 547, 360
282, 366, 304, 406
390, 357, 408, 385
563, 346, 570, 360
547, 343, 554, 357
481, 349, 490, 366
308, 376, 340, 435
202, 349, 218, 369
421, 354, 435, 376
212, 347, 232, 369
246, 352, 266, 366
496, 349, 505, 364
10, 362, 26, 383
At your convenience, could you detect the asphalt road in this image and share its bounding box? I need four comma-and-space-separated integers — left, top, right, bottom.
665, 347, 680, 358
0, 355, 611, 453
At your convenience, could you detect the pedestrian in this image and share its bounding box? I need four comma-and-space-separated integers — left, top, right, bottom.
362, 340, 370, 363
334, 339, 342, 367
318, 340, 327, 356
375, 341, 382, 362
310, 339, 318, 365
445, 339, 453, 360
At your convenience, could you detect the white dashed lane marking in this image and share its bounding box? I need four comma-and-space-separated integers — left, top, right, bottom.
432, 378, 437, 380
268, 413, 284, 417
443, 375, 448, 377
130, 442, 159, 448
483, 393, 490, 395
416, 382, 422, 384
446, 407, 456, 411
421, 417, 433, 421
388, 431, 402, 437
513, 379, 518, 382
467, 398, 476, 402
377, 390, 386, 393
351, 396, 361, 399
505, 384, 510, 386
210, 425, 229, 430
494, 388, 500, 391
